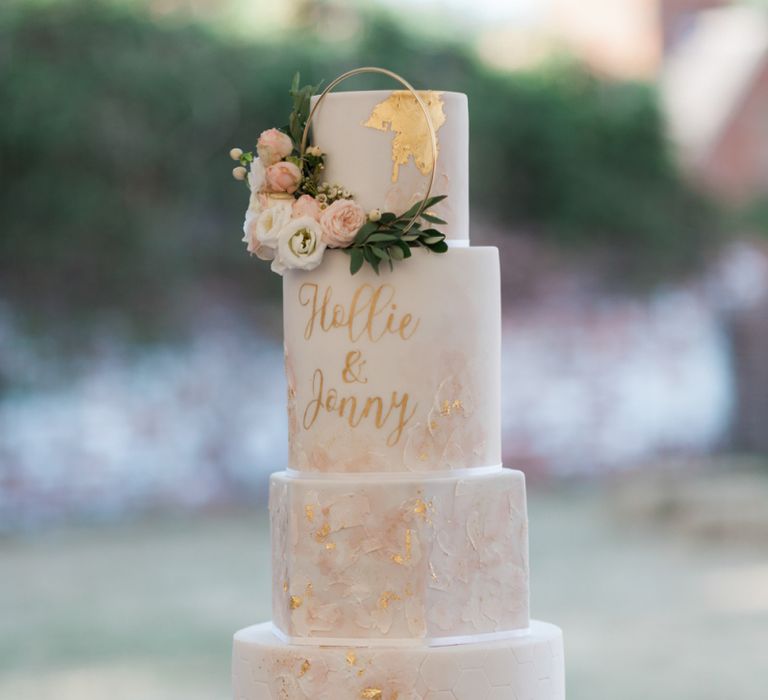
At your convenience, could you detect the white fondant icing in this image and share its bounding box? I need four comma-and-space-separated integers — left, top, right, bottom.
309, 90, 469, 241
271, 469, 529, 642
232, 620, 565, 700
283, 247, 501, 473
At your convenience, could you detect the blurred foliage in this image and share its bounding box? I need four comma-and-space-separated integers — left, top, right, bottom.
0, 0, 720, 334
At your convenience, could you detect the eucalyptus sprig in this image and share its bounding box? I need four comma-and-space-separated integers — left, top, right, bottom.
344, 195, 449, 275
286, 72, 322, 151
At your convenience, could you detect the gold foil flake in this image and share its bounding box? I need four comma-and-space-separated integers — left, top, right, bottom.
346, 651, 357, 666
440, 398, 464, 416
391, 529, 413, 565
418, 452, 428, 461
315, 522, 331, 542
361, 689, 383, 700
298, 659, 311, 677
325, 542, 337, 551
305, 505, 315, 523
290, 595, 303, 610
282, 581, 289, 592
429, 420, 438, 432
364, 91, 446, 183
378, 591, 401, 609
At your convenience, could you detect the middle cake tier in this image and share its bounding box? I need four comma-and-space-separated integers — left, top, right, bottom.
271, 468, 530, 644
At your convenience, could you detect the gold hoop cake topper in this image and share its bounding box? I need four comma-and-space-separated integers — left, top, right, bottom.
300, 66, 438, 236
230, 68, 448, 276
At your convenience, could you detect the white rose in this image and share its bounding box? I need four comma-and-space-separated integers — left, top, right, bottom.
255, 198, 293, 249
271, 216, 327, 275
248, 157, 266, 193
242, 210, 274, 261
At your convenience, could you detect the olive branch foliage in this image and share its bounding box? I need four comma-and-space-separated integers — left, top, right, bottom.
344, 195, 448, 275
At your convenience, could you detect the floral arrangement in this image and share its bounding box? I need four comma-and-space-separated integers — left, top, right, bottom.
230, 74, 448, 275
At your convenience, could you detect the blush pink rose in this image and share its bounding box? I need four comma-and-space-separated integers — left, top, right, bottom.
265, 161, 302, 194
256, 128, 293, 165
292, 194, 321, 221
320, 199, 367, 248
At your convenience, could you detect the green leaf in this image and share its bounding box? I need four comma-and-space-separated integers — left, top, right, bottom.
420, 212, 447, 225
422, 235, 444, 244
365, 233, 399, 243
350, 248, 364, 275
371, 246, 389, 260
390, 245, 405, 261
354, 222, 379, 243
363, 246, 381, 274
428, 241, 449, 253
421, 194, 447, 209
379, 212, 397, 224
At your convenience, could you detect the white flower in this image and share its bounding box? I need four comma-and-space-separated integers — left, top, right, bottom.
271, 217, 327, 275
255, 198, 293, 249
242, 192, 276, 260
247, 158, 266, 193
229, 147, 243, 161
232, 166, 247, 181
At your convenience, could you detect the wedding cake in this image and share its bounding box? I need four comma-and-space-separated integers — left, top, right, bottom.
230, 69, 565, 700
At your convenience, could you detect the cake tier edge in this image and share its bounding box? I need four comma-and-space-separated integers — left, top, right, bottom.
232, 620, 564, 700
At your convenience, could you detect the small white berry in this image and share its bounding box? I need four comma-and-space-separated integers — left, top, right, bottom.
232, 166, 247, 181
368, 208, 382, 222
229, 147, 243, 161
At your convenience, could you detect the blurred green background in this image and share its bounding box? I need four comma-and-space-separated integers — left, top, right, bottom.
1, 0, 768, 699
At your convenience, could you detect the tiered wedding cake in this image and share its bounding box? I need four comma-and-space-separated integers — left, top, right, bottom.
231, 73, 565, 700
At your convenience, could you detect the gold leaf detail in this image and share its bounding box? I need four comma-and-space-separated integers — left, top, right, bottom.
315, 522, 331, 542
361, 689, 383, 700
290, 595, 303, 610
305, 505, 315, 523
364, 91, 446, 183
325, 542, 337, 551
346, 651, 357, 666
378, 591, 401, 609
299, 659, 310, 677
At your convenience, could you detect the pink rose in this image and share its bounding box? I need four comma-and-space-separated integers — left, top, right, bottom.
320, 199, 367, 248
292, 194, 321, 221
265, 161, 302, 194
256, 128, 293, 165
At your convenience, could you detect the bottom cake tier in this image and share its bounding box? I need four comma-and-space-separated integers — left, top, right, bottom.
232, 620, 564, 700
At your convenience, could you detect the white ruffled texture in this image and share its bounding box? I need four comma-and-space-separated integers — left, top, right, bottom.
270, 469, 529, 642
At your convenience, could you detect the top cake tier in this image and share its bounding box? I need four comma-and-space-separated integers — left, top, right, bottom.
309, 90, 469, 242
